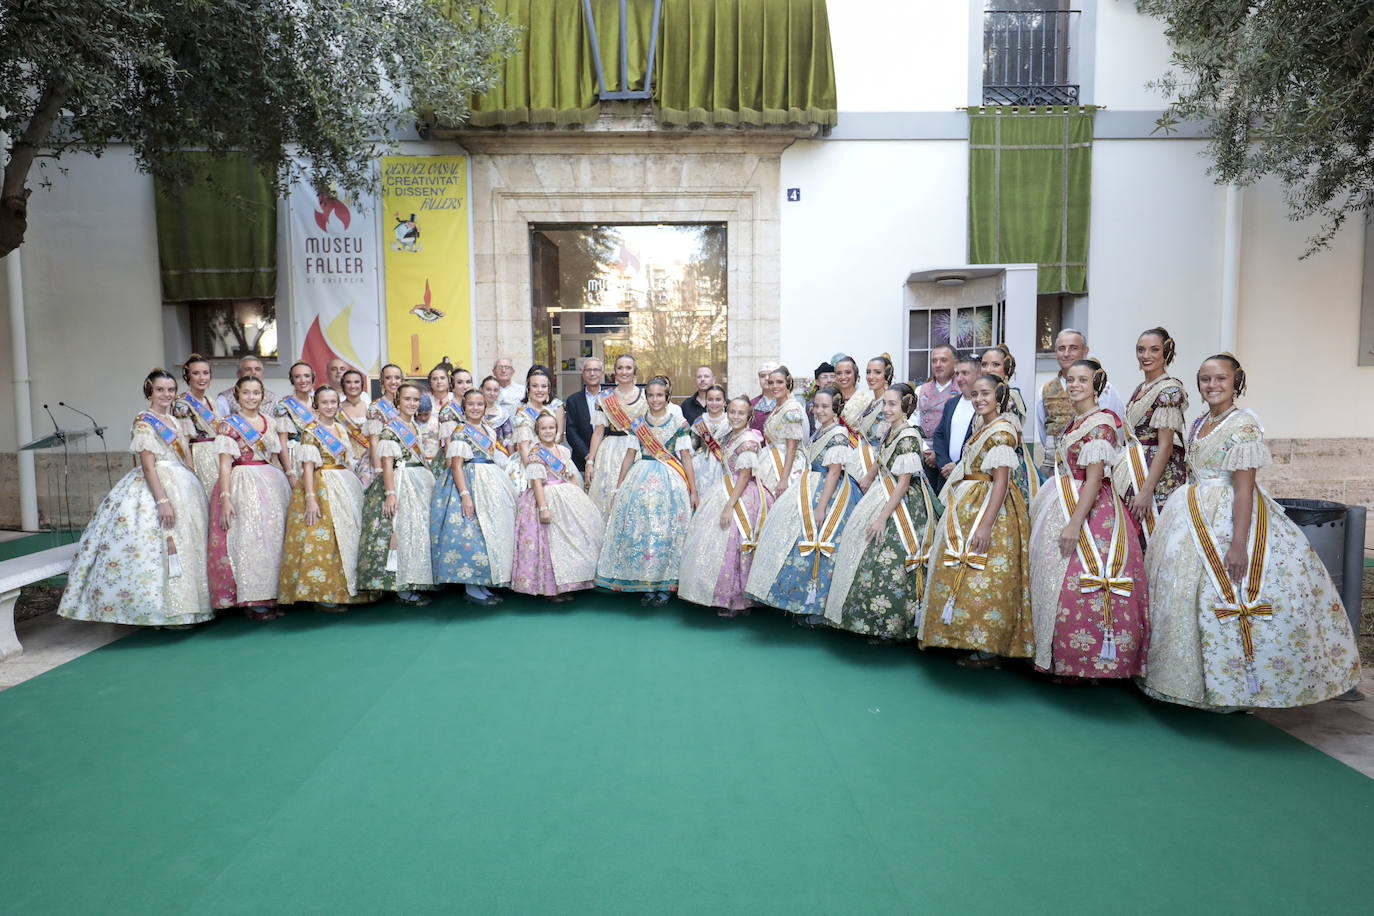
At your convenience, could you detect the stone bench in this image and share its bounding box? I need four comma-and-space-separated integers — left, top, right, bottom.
0, 543, 79, 661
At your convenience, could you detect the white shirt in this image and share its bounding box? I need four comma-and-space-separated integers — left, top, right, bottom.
948, 396, 976, 462
1035, 377, 1125, 446
498, 382, 526, 410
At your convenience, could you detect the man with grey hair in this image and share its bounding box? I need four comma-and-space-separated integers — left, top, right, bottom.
492, 356, 525, 424
215, 354, 279, 416
749, 360, 781, 434
1034, 328, 1124, 473
565, 357, 604, 471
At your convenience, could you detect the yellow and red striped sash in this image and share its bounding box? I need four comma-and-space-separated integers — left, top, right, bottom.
724, 468, 767, 554
937, 471, 995, 624
629, 416, 689, 486
1055, 461, 1133, 660
797, 469, 852, 605
1187, 485, 1273, 694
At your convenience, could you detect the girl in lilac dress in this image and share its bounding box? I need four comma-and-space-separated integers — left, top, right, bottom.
511, 413, 604, 601
678, 397, 771, 616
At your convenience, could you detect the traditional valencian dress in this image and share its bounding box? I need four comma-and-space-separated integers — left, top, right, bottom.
340, 406, 376, 488
690, 411, 732, 496
508, 402, 562, 494
207, 413, 292, 609
678, 428, 770, 612
357, 415, 439, 593
274, 394, 317, 478
276, 418, 370, 606
755, 396, 807, 497
172, 391, 221, 497
825, 425, 941, 640
971, 386, 1042, 507
745, 421, 860, 615
594, 406, 694, 592
59, 411, 212, 626
430, 421, 518, 587
1142, 407, 1360, 709
1111, 374, 1189, 542
1028, 408, 1149, 678
919, 414, 1034, 657
588, 387, 649, 518
511, 443, 604, 596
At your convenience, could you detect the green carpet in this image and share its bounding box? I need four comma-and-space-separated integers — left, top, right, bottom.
1, 594, 1371, 914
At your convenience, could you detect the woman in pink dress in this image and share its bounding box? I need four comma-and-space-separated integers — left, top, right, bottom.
1028, 359, 1149, 678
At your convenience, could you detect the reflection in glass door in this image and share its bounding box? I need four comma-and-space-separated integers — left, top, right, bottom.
906, 302, 1002, 382
530, 224, 727, 399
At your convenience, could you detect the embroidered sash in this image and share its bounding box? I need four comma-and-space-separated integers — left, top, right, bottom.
935, 421, 1016, 625
281, 396, 317, 430
222, 413, 269, 460
1187, 485, 1274, 694
882, 469, 934, 577
137, 411, 186, 459
342, 414, 371, 450
723, 461, 767, 554
797, 468, 852, 605
1124, 374, 1183, 434
372, 397, 399, 422
1055, 459, 1133, 660
178, 393, 216, 435
534, 446, 576, 482
307, 421, 348, 462
598, 389, 637, 431
838, 417, 878, 478
518, 405, 544, 427
1118, 431, 1158, 540
385, 416, 425, 461
461, 423, 506, 462
629, 416, 690, 485
693, 416, 725, 463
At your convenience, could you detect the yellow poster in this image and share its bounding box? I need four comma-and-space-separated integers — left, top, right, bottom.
381, 155, 472, 375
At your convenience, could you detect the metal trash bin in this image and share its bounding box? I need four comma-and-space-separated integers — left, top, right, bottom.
1275, 498, 1362, 638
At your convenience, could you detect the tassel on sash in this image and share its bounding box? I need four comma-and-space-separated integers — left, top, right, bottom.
938, 472, 995, 624
797, 470, 851, 605
1054, 460, 1134, 661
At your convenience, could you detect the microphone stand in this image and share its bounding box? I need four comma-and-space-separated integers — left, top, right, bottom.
59, 401, 114, 492
43, 404, 73, 540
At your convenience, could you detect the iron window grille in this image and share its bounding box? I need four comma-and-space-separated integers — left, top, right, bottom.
982, 8, 1080, 106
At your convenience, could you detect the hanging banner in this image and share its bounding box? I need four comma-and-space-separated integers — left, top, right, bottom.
380, 155, 472, 375
288, 167, 383, 379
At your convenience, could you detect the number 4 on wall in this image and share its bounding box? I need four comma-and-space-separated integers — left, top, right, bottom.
786, 188, 801, 202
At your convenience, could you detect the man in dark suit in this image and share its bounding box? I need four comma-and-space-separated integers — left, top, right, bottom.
564, 357, 604, 472
929, 356, 980, 492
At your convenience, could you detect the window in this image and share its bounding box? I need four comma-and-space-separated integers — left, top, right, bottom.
1035, 293, 1086, 354
983, 2, 1079, 106
907, 303, 1001, 382
188, 298, 279, 361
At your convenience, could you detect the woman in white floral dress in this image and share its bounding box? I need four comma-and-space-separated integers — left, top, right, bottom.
755, 366, 807, 498
59, 370, 212, 627
1143, 355, 1360, 710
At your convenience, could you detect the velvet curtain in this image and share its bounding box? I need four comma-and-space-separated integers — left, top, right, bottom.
968, 106, 1095, 295
154, 153, 277, 302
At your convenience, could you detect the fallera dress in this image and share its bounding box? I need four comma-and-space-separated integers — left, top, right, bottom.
824, 426, 942, 640
172, 391, 221, 497
588, 387, 649, 519
689, 411, 732, 496
274, 394, 318, 478
1111, 374, 1189, 543
430, 421, 519, 587
356, 418, 439, 593
1142, 407, 1360, 710
339, 407, 376, 489
594, 406, 694, 593
1028, 409, 1149, 678
276, 420, 371, 606
511, 443, 604, 596
844, 390, 883, 481
745, 422, 860, 615
677, 429, 771, 612
207, 414, 292, 609
58, 411, 212, 626
919, 415, 1034, 657
755, 397, 807, 497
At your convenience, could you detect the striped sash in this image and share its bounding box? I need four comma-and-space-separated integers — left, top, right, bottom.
724, 466, 767, 554
1187, 485, 1274, 695
1055, 460, 1134, 660
797, 469, 852, 605
693, 416, 724, 463
937, 472, 996, 624
629, 416, 689, 485
1118, 433, 1158, 540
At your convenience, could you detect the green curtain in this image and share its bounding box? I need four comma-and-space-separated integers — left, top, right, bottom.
154, 152, 277, 302
654, 0, 837, 127
467, 0, 837, 129
968, 106, 1095, 295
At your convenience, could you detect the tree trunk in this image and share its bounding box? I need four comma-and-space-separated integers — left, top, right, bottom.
0, 196, 25, 260
0, 79, 71, 259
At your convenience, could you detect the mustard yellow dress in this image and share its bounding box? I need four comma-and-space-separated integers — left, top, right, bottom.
919, 416, 1033, 657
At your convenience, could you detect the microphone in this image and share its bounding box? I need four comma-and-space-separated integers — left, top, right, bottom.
42, 403, 62, 438
58, 401, 105, 436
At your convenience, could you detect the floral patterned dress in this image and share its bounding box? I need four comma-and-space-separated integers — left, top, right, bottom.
1111, 375, 1188, 534
59, 413, 212, 626
277, 422, 370, 606
690, 411, 732, 496
339, 407, 376, 488
511, 444, 604, 596
844, 390, 884, 481
594, 407, 694, 592
919, 416, 1033, 657
745, 423, 860, 614
357, 420, 439, 592
825, 427, 941, 639
1142, 408, 1360, 709
678, 429, 771, 611
207, 415, 292, 608
1028, 410, 1149, 678
588, 387, 649, 519
430, 422, 518, 587
755, 397, 807, 497
172, 392, 221, 497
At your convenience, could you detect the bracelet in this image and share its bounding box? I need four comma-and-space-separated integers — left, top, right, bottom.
155, 498, 170, 506
385, 490, 397, 497
305, 492, 317, 500
458, 490, 470, 497
219, 493, 232, 502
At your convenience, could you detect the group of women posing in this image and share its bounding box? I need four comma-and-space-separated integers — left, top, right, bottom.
59, 334, 1360, 713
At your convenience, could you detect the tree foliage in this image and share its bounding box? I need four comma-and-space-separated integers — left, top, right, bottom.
1138, 0, 1374, 254
0, 0, 519, 257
